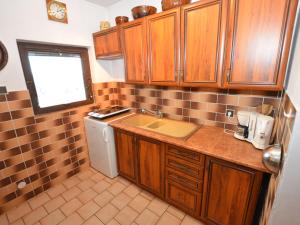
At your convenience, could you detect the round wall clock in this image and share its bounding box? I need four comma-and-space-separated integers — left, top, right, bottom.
0, 41, 8, 71
46, 0, 68, 24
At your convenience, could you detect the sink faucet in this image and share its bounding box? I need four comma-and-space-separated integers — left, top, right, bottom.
140, 108, 163, 118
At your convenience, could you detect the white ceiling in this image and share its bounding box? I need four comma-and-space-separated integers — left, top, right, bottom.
86, 0, 121, 7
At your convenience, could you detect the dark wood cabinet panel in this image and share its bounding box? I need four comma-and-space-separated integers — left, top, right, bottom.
93, 27, 122, 59
136, 136, 165, 197
147, 8, 180, 86
114, 129, 137, 182
201, 157, 263, 225
180, 0, 228, 87
120, 19, 148, 84
224, 0, 298, 90
166, 180, 202, 216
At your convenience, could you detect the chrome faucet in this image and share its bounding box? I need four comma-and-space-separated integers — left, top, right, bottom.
140, 108, 163, 118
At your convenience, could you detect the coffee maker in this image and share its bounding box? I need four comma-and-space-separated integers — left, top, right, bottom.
234, 111, 274, 150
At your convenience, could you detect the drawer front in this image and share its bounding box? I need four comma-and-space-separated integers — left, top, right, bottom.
167, 169, 203, 192
166, 181, 201, 216
167, 145, 204, 165
166, 155, 204, 179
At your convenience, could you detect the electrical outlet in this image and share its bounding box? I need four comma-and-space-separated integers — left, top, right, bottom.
226, 109, 234, 118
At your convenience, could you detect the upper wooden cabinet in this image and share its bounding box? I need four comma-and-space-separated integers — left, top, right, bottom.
223, 0, 298, 90
201, 157, 263, 225
180, 0, 228, 87
120, 19, 149, 84
147, 8, 181, 86
93, 27, 122, 59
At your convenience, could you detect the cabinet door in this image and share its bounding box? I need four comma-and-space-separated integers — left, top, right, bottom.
136, 136, 165, 197
93, 27, 122, 59
147, 8, 180, 86
114, 129, 137, 182
180, 0, 228, 87
224, 0, 298, 90
201, 157, 263, 225
120, 19, 148, 84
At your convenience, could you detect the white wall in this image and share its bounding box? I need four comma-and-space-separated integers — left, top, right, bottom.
0, 0, 121, 92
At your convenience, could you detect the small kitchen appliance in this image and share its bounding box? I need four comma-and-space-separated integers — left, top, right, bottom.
88, 106, 130, 119
234, 111, 274, 150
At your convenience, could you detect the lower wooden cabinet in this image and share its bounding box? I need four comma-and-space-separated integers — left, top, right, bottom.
114, 129, 265, 225
114, 129, 137, 182
201, 157, 263, 225
136, 136, 165, 197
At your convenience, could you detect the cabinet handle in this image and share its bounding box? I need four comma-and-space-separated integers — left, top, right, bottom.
173, 149, 196, 158
170, 160, 193, 173
226, 69, 231, 82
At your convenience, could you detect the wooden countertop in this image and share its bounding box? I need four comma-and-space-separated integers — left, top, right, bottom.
109, 114, 270, 173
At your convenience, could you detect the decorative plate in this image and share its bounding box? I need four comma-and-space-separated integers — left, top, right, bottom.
0, 42, 8, 71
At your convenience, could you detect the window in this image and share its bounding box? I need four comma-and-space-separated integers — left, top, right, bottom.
17, 41, 93, 114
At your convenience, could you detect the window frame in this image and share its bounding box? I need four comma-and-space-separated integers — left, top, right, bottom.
17, 41, 94, 115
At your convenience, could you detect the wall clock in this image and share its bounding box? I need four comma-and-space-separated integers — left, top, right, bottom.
0, 41, 8, 71
46, 0, 68, 24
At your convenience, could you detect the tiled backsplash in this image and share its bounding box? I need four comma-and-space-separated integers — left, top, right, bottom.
118, 83, 282, 131
0, 81, 295, 219
0, 82, 116, 213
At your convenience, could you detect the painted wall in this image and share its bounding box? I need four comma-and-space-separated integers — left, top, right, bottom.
0, 0, 123, 92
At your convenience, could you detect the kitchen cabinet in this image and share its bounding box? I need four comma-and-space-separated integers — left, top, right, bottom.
93, 27, 122, 59
120, 19, 148, 84
114, 129, 137, 182
201, 157, 263, 225
223, 0, 298, 90
147, 8, 180, 86
136, 136, 165, 197
180, 0, 228, 87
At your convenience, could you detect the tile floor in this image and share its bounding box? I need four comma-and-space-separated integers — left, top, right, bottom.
0, 167, 205, 225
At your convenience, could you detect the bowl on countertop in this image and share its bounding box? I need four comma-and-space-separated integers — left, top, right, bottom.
161, 0, 191, 11
115, 16, 129, 25
131, 5, 157, 19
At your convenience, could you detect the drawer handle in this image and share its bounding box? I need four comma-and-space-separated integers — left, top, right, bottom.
173, 149, 196, 158
171, 161, 193, 173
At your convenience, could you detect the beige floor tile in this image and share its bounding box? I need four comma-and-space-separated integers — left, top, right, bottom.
62, 186, 82, 201
40, 209, 65, 225
111, 193, 132, 210
95, 203, 119, 224
90, 173, 105, 183
115, 206, 138, 225
157, 212, 181, 225
107, 182, 126, 196
77, 201, 100, 220
77, 189, 98, 204
181, 215, 205, 225
77, 170, 94, 181
63, 177, 81, 189
28, 193, 51, 210
7, 202, 32, 223
135, 209, 159, 225
129, 195, 149, 213
167, 206, 186, 220
106, 219, 120, 225
140, 191, 155, 201
116, 177, 131, 187
82, 215, 104, 225
104, 177, 117, 184
10, 219, 25, 225
77, 179, 96, 191
0, 213, 9, 225
92, 180, 111, 194
60, 198, 83, 216
23, 207, 48, 225
59, 213, 83, 225
94, 191, 114, 207
147, 198, 169, 216
44, 196, 66, 213
47, 184, 67, 198
123, 185, 140, 198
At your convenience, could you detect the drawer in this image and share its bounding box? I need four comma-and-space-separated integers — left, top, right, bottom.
167, 145, 204, 165
167, 169, 203, 192
166, 155, 204, 179
166, 180, 202, 216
